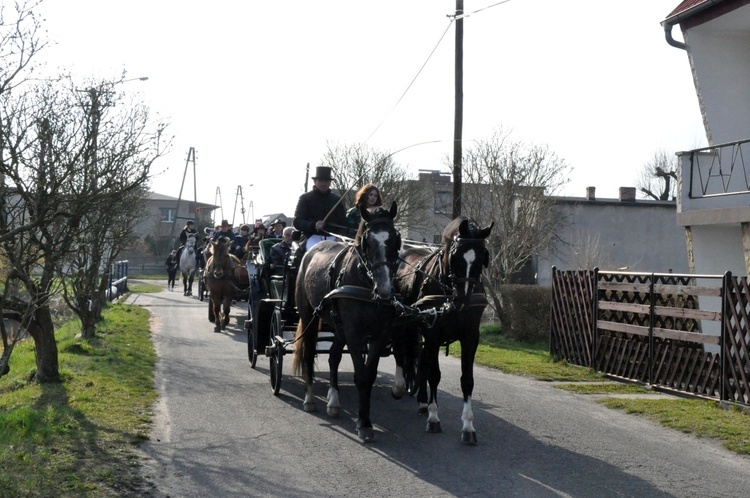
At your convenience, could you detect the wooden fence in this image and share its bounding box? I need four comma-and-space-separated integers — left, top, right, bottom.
550, 268, 750, 406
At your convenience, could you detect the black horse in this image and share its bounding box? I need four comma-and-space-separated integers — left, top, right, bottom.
393, 216, 493, 445
292, 202, 401, 442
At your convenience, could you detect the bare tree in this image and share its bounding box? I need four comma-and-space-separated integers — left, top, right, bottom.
460, 128, 572, 316
1, 68, 166, 377
319, 141, 431, 233
0, 0, 47, 95
57, 79, 164, 339
637, 149, 678, 201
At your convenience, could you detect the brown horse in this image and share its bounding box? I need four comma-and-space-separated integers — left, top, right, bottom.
205, 236, 243, 332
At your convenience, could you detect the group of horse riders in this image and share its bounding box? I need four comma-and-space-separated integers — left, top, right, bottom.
172, 165, 382, 281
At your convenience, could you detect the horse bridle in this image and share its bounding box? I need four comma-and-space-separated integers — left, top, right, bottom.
446, 235, 488, 307
357, 217, 401, 279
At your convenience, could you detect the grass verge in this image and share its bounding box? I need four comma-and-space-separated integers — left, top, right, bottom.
0, 302, 157, 497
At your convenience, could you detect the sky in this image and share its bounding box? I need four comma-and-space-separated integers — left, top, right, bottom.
33, 0, 704, 224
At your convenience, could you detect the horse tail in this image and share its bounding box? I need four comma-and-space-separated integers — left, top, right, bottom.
292, 319, 306, 376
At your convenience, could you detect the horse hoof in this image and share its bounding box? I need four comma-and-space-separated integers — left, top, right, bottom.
356, 421, 375, 442
426, 421, 442, 433
213, 327, 221, 333
417, 407, 428, 416
461, 431, 478, 445
358, 428, 375, 442
327, 406, 340, 418
391, 387, 405, 400
303, 401, 317, 413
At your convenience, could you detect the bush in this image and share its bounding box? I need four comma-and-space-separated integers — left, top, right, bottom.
497, 284, 551, 343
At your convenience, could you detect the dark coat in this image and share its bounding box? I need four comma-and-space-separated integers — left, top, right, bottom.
179, 227, 198, 245
270, 241, 292, 272
166, 255, 179, 274
293, 187, 348, 237
212, 228, 236, 242
231, 234, 249, 258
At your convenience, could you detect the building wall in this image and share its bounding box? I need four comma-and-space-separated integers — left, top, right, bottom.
684, 8, 750, 144
122, 192, 217, 259
537, 197, 689, 285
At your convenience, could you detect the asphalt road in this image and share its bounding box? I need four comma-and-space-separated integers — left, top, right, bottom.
130, 281, 750, 498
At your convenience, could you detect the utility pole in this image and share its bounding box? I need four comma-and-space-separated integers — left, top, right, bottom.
232, 185, 246, 226
214, 186, 224, 224
452, 0, 464, 219
170, 147, 197, 241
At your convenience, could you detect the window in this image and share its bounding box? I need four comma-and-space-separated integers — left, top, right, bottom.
159, 207, 176, 223
434, 190, 452, 214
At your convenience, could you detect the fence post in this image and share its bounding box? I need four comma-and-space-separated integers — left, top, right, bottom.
648, 273, 655, 386
720, 271, 731, 402
592, 267, 599, 371
108, 263, 113, 301
550, 266, 557, 357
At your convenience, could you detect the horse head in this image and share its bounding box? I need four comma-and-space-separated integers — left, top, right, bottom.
209, 236, 231, 279
358, 201, 401, 299
444, 217, 494, 309
186, 233, 197, 254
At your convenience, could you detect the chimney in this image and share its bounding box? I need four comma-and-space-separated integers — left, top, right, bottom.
619, 187, 636, 202
586, 186, 596, 201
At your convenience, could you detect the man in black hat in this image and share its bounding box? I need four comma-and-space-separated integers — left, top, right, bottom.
268, 218, 286, 238
293, 166, 349, 250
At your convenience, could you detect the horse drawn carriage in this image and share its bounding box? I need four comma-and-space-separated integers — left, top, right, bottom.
244, 205, 494, 444
244, 235, 300, 393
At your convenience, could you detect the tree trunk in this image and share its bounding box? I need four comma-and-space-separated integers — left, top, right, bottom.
80, 310, 98, 340
29, 305, 60, 382
485, 284, 505, 328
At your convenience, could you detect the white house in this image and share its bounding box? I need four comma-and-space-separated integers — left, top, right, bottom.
663, 0, 750, 277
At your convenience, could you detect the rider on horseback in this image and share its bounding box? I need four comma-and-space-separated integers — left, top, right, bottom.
176, 220, 198, 269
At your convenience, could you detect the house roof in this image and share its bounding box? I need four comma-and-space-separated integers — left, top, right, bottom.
667, 0, 712, 19
664, 0, 749, 26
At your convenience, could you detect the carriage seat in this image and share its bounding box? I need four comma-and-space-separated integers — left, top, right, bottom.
255, 238, 282, 266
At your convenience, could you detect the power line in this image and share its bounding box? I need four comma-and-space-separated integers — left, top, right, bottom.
364, 0, 514, 145
364, 20, 454, 144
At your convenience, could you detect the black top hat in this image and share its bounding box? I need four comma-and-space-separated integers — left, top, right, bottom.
270, 218, 286, 228
312, 166, 333, 181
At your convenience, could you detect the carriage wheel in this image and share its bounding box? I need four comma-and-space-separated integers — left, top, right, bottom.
248, 325, 259, 368
246, 299, 259, 367
269, 311, 284, 395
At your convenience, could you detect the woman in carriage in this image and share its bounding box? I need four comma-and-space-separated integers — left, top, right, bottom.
231, 224, 251, 260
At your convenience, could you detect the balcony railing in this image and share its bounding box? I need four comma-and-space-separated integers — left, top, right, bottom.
686, 138, 750, 199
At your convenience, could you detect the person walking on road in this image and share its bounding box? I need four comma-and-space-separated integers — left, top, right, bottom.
165, 250, 179, 290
